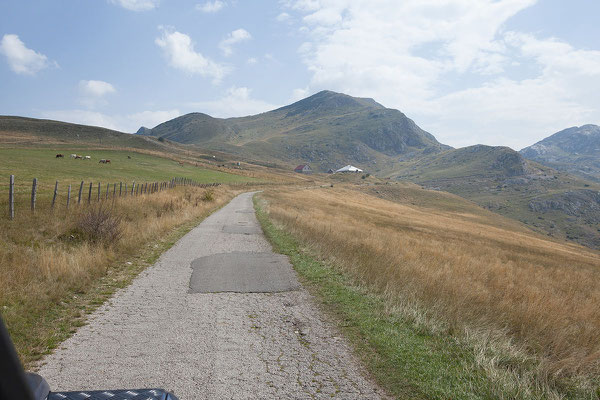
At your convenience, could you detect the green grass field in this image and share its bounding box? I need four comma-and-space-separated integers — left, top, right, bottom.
0, 148, 250, 184
0, 148, 252, 210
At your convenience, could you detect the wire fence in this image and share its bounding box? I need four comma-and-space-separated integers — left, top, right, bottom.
3, 175, 220, 220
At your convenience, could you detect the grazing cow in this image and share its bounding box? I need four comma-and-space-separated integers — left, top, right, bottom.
99, 159, 110, 164
56, 154, 64, 158
70, 154, 77, 158
84, 156, 91, 160
75, 155, 82, 159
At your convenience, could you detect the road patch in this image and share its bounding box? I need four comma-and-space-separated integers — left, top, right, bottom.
189, 252, 300, 293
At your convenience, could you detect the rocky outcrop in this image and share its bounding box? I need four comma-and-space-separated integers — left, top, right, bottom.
528, 190, 600, 222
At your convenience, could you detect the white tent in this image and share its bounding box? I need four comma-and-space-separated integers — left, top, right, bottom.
335, 165, 363, 173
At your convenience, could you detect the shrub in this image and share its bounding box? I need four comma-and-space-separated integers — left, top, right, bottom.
202, 190, 214, 202
75, 205, 122, 245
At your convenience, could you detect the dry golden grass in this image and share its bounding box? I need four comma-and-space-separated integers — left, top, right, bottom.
260, 185, 600, 383
0, 185, 237, 364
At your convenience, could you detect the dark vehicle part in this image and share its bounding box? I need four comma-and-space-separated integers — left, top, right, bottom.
0, 317, 179, 400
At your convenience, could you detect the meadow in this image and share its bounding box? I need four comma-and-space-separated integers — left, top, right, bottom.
258, 183, 600, 398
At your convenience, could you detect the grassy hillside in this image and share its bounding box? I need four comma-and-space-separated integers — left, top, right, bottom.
258, 184, 600, 398
0, 148, 250, 186
0, 116, 167, 151
0, 116, 306, 184
389, 145, 600, 249
140, 90, 450, 172
0, 148, 253, 216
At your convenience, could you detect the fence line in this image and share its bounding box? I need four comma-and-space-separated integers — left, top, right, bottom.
4, 175, 220, 220
51, 181, 58, 209
9, 175, 14, 220
31, 178, 37, 212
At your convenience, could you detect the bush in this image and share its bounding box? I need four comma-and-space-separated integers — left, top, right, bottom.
75, 205, 122, 245
202, 190, 214, 202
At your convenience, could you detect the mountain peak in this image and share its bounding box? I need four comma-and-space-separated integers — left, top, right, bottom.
520, 124, 600, 182
277, 90, 385, 117
136, 126, 151, 135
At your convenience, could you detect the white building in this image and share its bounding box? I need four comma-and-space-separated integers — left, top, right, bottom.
335, 165, 363, 173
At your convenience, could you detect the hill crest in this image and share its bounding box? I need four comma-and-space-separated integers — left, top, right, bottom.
139, 90, 450, 172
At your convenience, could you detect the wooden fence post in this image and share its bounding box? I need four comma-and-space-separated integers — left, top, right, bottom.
119, 182, 122, 197
106, 183, 110, 200
67, 184, 71, 209
124, 183, 127, 197
131, 181, 135, 196
88, 182, 92, 204
51, 181, 58, 209
113, 183, 116, 199
9, 175, 14, 220
78, 181, 84, 204
31, 178, 37, 212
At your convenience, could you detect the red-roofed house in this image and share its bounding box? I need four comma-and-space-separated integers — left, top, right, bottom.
294, 164, 312, 174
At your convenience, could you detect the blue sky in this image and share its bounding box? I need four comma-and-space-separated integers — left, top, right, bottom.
1, 0, 599, 149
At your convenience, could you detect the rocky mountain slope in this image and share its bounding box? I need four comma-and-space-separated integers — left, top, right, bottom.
138, 90, 450, 172
390, 145, 600, 249
520, 124, 600, 182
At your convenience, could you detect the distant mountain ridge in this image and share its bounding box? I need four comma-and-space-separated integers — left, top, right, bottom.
389, 144, 600, 249
520, 124, 600, 182
138, 90, 450, 172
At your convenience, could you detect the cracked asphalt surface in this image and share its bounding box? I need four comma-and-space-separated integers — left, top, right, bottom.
37, 192, 387, 399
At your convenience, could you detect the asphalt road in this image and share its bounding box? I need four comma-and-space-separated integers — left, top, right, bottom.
37, 192, 387, 399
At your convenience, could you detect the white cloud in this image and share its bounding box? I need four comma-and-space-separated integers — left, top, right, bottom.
79, 80, 116, 98
109, 0, 159, 11
0, 34, 52, 75
155, 27, 230, 83
196, 0, 225, 13
127, 109, 181, 129
78, 80, 116, 108
424, 34, 600, 149
283, 0, 600, 149
276, 12, 291, 22
246, 57, 258, 65
219, 29, 251, 57
291, 87, 309, 101
188, 86, 279, 117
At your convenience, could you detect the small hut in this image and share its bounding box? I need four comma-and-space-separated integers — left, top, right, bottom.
294, 164, 313, 174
